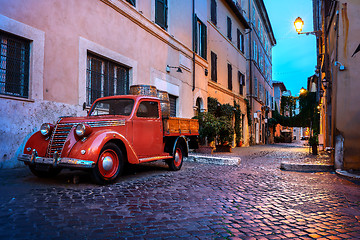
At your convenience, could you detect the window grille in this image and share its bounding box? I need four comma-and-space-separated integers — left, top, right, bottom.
0, 31, 30, 98
155, 0, 168, 30
86, 54, 129, 105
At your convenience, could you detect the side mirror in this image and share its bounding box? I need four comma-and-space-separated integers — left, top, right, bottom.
82, 102, 86, 111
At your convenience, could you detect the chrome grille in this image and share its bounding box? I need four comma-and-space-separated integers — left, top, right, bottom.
46, 123, 74, 157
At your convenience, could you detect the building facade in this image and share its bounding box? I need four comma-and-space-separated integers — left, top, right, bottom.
207, 0, 250, 146
313, 0, 360, 170
243, 0, 276, 145
0, 0, 210, 167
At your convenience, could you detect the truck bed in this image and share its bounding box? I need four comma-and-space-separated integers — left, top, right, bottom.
163, 117, 199, 136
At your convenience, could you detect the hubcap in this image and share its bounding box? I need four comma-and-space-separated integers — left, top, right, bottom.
102, 156, 113, 171
174, 148, 182, 167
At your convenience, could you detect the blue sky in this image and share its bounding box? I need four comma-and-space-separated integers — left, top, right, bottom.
264, 0, 317, 96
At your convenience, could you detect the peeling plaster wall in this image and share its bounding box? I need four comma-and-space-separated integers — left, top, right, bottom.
0, 99, 86, 168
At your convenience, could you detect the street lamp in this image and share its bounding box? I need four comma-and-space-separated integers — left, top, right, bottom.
300, 87, 306, 95
294, 17, 321, 36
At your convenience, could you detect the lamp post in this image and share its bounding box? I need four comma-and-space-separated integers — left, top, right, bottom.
300, 87, 306, 95
294, 17, 321, 36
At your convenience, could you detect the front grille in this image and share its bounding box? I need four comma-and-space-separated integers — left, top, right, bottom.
46, 123, 74, 157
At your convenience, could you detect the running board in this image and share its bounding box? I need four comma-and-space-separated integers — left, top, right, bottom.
139, 155, 173, 163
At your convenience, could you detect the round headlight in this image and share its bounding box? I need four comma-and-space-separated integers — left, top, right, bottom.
75, 123, 92, 137
40, 123, 52, 136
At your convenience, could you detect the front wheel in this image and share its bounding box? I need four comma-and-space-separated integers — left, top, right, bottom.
91, 143, 124, 185
167, 143, 184, 171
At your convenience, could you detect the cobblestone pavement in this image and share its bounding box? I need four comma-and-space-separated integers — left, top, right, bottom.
1, 143, 360, 239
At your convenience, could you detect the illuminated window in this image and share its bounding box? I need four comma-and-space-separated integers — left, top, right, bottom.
155, 0, 168, 30
86, 54, 129, 105
0, 31, 30, 98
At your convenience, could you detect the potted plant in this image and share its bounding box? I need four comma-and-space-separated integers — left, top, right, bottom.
308, 134, 319, 155
197, 112, 219, 154
216, 117, 234, 152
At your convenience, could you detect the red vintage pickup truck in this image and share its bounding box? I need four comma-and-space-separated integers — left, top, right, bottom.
18, 95, 199, 184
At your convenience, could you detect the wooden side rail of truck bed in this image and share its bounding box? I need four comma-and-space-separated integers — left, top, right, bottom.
163, 117, 199, 136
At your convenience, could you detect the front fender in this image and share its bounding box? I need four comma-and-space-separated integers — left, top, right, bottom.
67, 130, 139, 164
23, 131, 50, 156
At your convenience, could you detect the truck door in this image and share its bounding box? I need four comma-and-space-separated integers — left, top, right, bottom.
132, 100, 163, 157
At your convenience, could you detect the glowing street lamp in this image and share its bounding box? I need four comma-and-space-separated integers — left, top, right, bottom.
294, 17, 321, 36
294, 17, 304, 33
300, 87, 306, 95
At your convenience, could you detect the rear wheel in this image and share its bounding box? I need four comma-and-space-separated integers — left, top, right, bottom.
91, 143, 124, 185
167, 143, 184, 171
29, 165, 61, 178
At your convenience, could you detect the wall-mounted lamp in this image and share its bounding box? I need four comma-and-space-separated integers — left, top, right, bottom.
294, 17, 322, 36
166, 65, 182, 73
300, 87, 306, 95
334, 61, 345, 71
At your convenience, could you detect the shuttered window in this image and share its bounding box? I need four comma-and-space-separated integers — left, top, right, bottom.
126, 0, 135, 6
211, 51, 217, 82
228, 63, 232, 91
210, 0, 217, 25
169, 94, 177, 117
155, 0, 168, 30
238, 71, 245, 96
237, 29, 244, 53
86, 54, 129, 105
195, 17, 207, 59
227, 17, 232, 40
0, 31, 30, 98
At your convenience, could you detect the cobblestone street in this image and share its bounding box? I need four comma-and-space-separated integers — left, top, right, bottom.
1, 143, 360, 239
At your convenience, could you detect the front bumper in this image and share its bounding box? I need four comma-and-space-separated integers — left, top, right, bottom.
18, 150, 95, 169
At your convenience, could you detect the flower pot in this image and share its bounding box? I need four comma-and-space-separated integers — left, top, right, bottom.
215, 145, 232, 152
311, 144, 318, 155
237, 141, 243, 147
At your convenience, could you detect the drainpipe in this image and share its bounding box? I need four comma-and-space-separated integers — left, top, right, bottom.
247, 0, 253, 143
192, 0, 196, 91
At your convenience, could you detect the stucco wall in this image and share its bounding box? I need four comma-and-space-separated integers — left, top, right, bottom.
0, 98, 86, 168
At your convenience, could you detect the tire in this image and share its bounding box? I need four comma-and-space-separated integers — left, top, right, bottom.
91, 142, 124, 185
167, 143, 184, 171
29, 165, 62, 178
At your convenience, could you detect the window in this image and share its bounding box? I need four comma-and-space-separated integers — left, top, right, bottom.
169, 94, 177, 117
253, 41, 257, 63
237, 29, 244, 53
254, 77, 258, 97
238, 71, 245, 96
227, 63, 232, 91
210, 0, 217, 25
126, 0, 135, 7
252, 6, 256, 24
211, 51, 217, 82
227, 17, 232, 40
86, 54, 129, 105
0, 31, 30, 98
195, 17, 207, 59
136, 101, 159, 118
155, 0, 168, 30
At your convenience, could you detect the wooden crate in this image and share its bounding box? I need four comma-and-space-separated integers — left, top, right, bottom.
163, 117, 199, 136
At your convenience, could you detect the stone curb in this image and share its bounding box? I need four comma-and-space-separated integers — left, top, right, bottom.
186, 154, 241, 165
335, 169, 360, 180
280, 161, 334, 172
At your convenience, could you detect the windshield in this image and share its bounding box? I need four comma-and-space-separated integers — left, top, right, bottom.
89, 99, 135, 116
